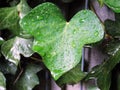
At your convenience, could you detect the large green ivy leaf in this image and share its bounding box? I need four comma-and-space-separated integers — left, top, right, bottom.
56, 63, 86, 87
14, 64, 42, 90
104, 0, 120, 13
86, 49, 120, 90
20, 2, 104, 80
1, 36, 34, 65
0, 72, 6, 90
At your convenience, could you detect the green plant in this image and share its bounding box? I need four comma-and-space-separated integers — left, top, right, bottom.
0, 0, 120, 90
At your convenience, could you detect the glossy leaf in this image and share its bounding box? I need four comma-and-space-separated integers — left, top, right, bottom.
1, 36, 34, 65
20, 2, 104, 80
14, 64, 42, 90
0, 72, 6, 90
104, 0, 120, 13
56, 63, 86, 87
86, 49, 120, 90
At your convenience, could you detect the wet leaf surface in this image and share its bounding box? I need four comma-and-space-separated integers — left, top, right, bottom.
1, 36, 34, 65
20, 2, 104, 80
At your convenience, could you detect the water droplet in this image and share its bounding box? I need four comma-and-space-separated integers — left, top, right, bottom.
73, 29, 77, 34
79, 19, 85, 23
36, 16, 39, 19
23, 22, 27, 25
71, 42, 76, 48
94, 31, 99, 36
51, 51, 56, 56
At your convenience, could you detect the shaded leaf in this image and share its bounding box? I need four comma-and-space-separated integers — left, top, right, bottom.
105, 40, 120, 56
14, 64, 42, 90
1, 36, 34, 65
20, 2, 104, 80
0, 72, 6, 90
86, 49, 120, 90
105, 13, 120, 38
104, 0, 120, 13
56, 63, 86, 87
0, 59, 17, 75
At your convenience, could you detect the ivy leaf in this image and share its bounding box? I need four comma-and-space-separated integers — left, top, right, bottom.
0, 72, 6, 90
105, 13, 120, 38
14, 64, 42, 90
56, 63, 86, 87
105, 40, 120, 56
0, 0, 31, 35
0, 6, 21, 35
104, 0, 120, 13
1, 36, 34, 66
86, 49, 120, 90
20, 2, 104, 80
0, 60, 17, 75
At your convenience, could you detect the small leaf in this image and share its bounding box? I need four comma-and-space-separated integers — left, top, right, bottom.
1, 36, 34, 65
86, 49, 120, 90
104, 0, 120, 13
20, 2, 104, 80
56, 63, 86, 87
0, 72, 6, 90
14, 64, 42, 90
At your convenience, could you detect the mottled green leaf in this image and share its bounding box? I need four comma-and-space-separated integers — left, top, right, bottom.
0, 6, 21, 35
86, 49, 120, 90
104, 0, 120, 13
14, 64, 42, 90
0, 72, 6, 90
1, 36, 34, 65
105, 13, 120, 38
56, 63, 86, 87
20, 2, 104, 80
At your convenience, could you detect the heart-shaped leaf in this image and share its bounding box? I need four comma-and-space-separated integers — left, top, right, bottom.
20, 2, 104, 80
0, 72, 6, 90
1, 36, 34, 65
104, 0, 120, 13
